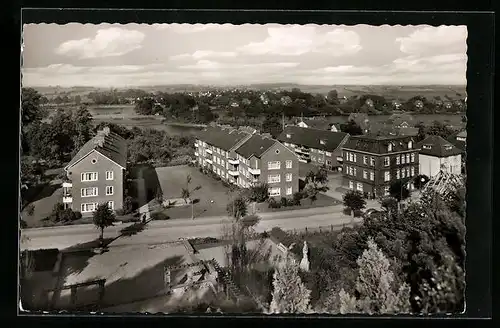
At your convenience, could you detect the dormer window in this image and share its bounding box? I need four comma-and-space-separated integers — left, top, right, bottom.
445, 145, 453, 151
388, 143, 393, 152
286, 134, 291, 138
320, 139, 326, 145
423, 145, 432, 150
408, 141, 413, 149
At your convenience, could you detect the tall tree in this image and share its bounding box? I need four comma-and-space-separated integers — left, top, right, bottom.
21, 87, 44, 126
304, 168, 329, 204
343, 190, 367, 216
339, 238, 411, 314
269, 255, 312, 314
72, 106, 94, 152
226, 196, 248, 221
340, 120, 363, 136
262, 115, 283, 138
92, 203, 115, 246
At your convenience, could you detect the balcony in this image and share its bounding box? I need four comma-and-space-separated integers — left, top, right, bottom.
62, 196, 72, 203
248, 167, 261, 175
206, 148, 213, 154
298, 155, 310, 163
228, 170, 239, 176
295, 147, 310, 155
228, 158, 239, 165
205, 158, 213, 164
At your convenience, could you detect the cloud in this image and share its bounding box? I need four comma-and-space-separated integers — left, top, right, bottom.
170, 50, 237, 60
179, 60, 299, 70
238, 26, 362, 56
156, 23, 236, 33
55, 27, 145, 59
396, 26, 467, 56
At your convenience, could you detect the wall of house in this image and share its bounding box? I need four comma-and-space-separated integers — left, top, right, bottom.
342, 148, 419, 198
258, 142, 299, 198
67, 150, 124, 216
419, 154, 462, 177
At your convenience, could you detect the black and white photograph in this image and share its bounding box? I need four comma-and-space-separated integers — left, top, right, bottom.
19, 21, 468, 315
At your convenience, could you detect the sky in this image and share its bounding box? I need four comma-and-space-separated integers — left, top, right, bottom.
21, 23, 468, 87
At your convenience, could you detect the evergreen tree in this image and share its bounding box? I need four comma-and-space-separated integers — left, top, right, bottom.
269, 256, 312, 314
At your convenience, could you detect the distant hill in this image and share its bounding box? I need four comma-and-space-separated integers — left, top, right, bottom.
30, 84, 467, 101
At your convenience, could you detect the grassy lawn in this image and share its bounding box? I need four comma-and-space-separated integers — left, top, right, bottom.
255, 193, 341, 214
155, 165, 238, 219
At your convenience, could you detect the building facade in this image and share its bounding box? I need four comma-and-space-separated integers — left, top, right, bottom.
195, 126, 299, 198
63, 127, 127, 216
417, 135, 463, 177
278, 126, 348, 171
341, 135, 420, 198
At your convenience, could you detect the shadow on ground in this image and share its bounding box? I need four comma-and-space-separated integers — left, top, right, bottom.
54, 255, 185, 311
128, 164, 161, 208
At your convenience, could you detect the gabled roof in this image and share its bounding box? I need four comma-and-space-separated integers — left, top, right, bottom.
65, 130, 127, 170
197, 126, 252, 151
278, 126, 348, 152
343, 135, 416, 154
446, 130, 466, 151
235, 134, 276, 159
298, 119, 331, 131
417, 135, 464, 157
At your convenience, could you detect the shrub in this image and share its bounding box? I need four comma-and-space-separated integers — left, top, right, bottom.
151, 212, 170, 221
267, 198, 281, 209
280, 197, 289, 207
26, 204, 35, 216
353, 209, 363, 217
343, 207, 352, 215
123, 196, 135, 214
74, 211, 83, 220
115, 209, 125, 216
292, 192, 303, 206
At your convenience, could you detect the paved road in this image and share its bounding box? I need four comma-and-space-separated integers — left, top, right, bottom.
21, 205, 363, 251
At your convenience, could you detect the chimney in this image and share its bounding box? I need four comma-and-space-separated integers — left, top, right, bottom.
94, 135, 104, 148
103, 127, 110, 135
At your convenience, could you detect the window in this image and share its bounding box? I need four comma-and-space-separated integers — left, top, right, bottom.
268, 187, 281, 197
320, 139, 326, 145
384, 157, 390, 166
388, 143, 393, 152
401, 155, 406, 164
106, 171, 114, 180
326, 160, 332, 166
363, 170, 368, 179
408, 141, 413, 149
326, 152, 332, 157
349, 181, 354, 190
81, 187, 98, 197
286, 173, 292, 182
384, 171, 390, 182
107, 201, 114, 210
268, 161, 281, 170
217, 168, 220, 175
363, 156, 368, 165
81, 203, 98, 213
349, 153, 353, 162
406, 167, 410, 177
221, 159, 225, 166
370, 157, 375, 166
396, 169, 400, 179
370, 171, 374, 181
384, 186, 390, 196
275, 149, 280, 154
348, 167, 353, 176
411, 167, 415, 176
91, 158, 97, 164
106, 186, 114, 195
267, 174, 281, 184
353, 167, 357, 176
406, 154, 410, 164
396, 156, 400, 165
423, 145, 432, 150
286, 187, 293, 195
81, 172, 98, 182
357, 183, 363, 192
353, 154, 357, 162
411, 153, 415, 162
286, 160, 292, 169
401, 168, 406, 178
318, 150, 325, 155
213, 155, 216, 162
286, 133, 291, 138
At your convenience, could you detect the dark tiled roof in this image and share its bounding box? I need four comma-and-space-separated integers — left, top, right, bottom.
447, 130, 467, 151
197, 126, 251, 151
342, 135, 416, 155
299, 119, 331, 130
418, 135, 464, 157
66, 130, 127, 169
278, 126, 348, 152
235, 135, 277, 159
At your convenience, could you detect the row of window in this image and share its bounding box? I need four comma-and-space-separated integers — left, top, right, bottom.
345, 167, 375, 181
383, 167, 416, 181
81, 171, 114, 182
267, 173, 293, 184
286, 143, 333, 157
268, 187, 293, 197
80, 186, 114, 197
81, 201, 114, 213
345, 152, 416, 166
268, 160, 293, 170
311, 156, 332, 165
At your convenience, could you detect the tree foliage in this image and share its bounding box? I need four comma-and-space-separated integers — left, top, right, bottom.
304, 169, 329, 204
92, 203, 115, 243
340, 120, 363, 136
248, 183, 270, 203
389, 179, 411, 202
343, 190, 367, 213
338, 238, 411, 314
269, 256, 312, 314
226, 196, 248, 221
21, 87, 46, 126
